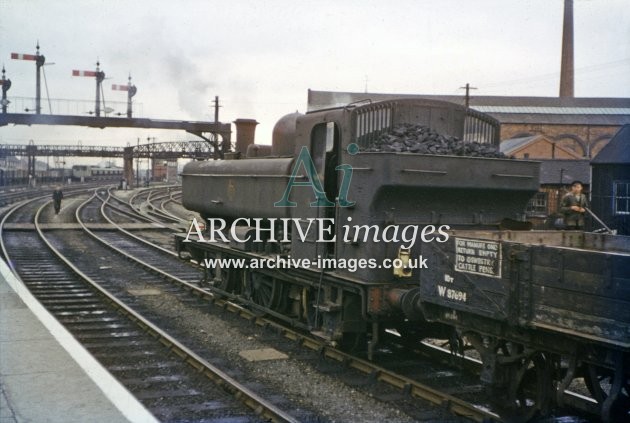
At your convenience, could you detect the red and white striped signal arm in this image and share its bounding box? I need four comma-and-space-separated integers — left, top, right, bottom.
72, 70, 98, 77
11, 53, 38, 61
112, 84, 129, 91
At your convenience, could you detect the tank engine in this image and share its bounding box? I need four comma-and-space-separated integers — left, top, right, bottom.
176, 98, 630, 421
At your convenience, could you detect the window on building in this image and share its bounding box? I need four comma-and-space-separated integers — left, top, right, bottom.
614, 181, 630, 215
525, 192, 548, 216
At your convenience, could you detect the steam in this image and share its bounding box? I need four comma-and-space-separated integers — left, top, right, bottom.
162, 52, 215, 120
308, 91, 357, 111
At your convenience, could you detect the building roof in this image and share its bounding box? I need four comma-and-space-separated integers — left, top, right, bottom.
591, 125, 630, 165
474, 106, 630, 115
537, 159, 591, 185
500, 134, 582, 158
307, 90, 630, 126
500, 135, 541, 154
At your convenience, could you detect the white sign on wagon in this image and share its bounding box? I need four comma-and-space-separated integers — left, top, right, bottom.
454, 237, 502, 278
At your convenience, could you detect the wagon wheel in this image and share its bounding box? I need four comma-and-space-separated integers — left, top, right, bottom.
585, 363, 630, 421
497, 350, 553, 423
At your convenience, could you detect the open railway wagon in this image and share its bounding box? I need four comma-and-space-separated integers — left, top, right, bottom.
176, 98, 630, 421
394, 230, 630, 421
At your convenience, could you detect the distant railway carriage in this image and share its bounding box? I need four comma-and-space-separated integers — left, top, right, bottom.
71, 165, 91, 180
72, 165, 123, 181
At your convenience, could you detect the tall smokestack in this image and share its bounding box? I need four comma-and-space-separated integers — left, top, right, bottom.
559, 0, 574, 97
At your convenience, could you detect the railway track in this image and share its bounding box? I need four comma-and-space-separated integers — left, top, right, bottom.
146, 187, 184, 223
70, 189, 504, 421
90, 188, 502, 422
0, 182, 111, 220
126, 186, 185, 227
1, 185, 601, 421
0, 193, 304, 422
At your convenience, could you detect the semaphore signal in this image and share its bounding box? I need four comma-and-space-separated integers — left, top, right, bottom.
10, 53, 38, 61
111, 75, 137, 118
11, 43, 46, 114
72, 61, 106, 116
1, 66, 12, 114
72, 70, 99, 77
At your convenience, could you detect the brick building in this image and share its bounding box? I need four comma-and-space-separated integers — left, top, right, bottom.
500, 135, 582, 160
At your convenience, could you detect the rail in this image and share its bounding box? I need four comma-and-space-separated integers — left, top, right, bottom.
48, 192, 298, 422
353, 99, 501, 148
463, 107, 501, 146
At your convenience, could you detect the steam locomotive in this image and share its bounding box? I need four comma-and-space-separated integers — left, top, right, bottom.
175, 99, 630, 421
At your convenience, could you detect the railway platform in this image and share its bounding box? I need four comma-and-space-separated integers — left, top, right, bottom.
0, 258, 157, 423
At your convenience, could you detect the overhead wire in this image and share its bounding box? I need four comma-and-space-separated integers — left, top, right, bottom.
480, 58, 630, 90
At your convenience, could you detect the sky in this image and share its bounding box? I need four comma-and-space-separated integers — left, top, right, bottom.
0, 0, 629, 166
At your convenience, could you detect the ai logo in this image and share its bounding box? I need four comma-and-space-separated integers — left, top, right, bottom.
274, 143, 359, 208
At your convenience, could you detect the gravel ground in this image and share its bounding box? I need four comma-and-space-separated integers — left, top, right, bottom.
41, 195, 88, 223
111, 187, 139, 201
140, 289, 416, 423
133, 229, 177, 249
164, 200, 199, 222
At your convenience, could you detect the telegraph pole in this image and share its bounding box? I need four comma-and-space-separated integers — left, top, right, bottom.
213, 96, 221, 122
459, 83, 477, 109
213, 96, 222, 159
136, 138, 140, 188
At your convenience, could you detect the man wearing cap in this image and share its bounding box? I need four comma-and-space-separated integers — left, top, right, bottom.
560, 180, 588, 230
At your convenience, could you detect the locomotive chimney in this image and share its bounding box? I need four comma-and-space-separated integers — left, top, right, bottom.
233, 118, 259, 155
559, 0, 574, 98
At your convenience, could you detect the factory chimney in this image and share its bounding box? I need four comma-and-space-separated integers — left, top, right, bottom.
559, 0, 574, 97
233, 118, 259, 155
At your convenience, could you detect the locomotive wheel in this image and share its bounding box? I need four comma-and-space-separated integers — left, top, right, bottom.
199, 253, 215, 287
337, 332, 367, 353
395, 323, 423, 348
585, 363, 630, 421
200, 253, 237, 292
214, 268, 239, 293
243, 271, 287, 312
302, 287, 322, 330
